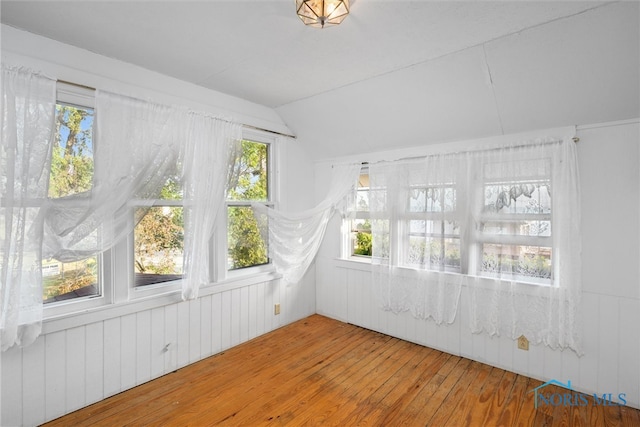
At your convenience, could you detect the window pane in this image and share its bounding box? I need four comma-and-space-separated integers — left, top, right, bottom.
228, 206, 268, 270
49, 104, 94, 198
480, 220, 551, 237
351, 219, 372, 256
43, 257, 99, 303
406, 220, 460, 271
406, 237, 461, 270
409, 186, 456, 212
371, 219, 390, 259
227, 140, 268, 202
159, 174, 183, 200
481, 244, 552, 283
483, 181, 551, 214
355, 173, 369, 212
134, 207, 184, 286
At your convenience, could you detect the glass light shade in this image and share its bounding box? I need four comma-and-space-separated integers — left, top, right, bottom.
296, 0, 350, 28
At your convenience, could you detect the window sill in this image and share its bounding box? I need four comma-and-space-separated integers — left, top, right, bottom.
333, 257, 556, 293
334, 257, 372, 271
42, 269, 283, 335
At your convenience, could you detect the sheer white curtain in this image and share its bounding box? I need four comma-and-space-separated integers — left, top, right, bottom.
368, 136, 581, 352
465, 138, 582, 353
253, 162, 361, 284
182, 114, 242, 299
43, 90, 185, 262
369, 155, 464, 324
1, 66, 56, 350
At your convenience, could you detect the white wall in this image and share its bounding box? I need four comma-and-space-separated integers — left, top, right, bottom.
0, 26, 316, 426
314, 120, 640, 409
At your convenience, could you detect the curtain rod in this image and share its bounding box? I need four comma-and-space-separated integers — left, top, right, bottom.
360, 136, 579, 166
242, 124, 297, 139
57, 79, 297, 140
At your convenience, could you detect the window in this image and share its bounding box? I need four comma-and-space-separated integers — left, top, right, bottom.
226, 139, 271, 270
348, 172, 372, 257
347, 149, 558, 286
473, 164, 553, 284
43, 99, 101, 304
403, 183, 460, 272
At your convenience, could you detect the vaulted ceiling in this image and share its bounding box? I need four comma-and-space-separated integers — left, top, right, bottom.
2, 1, 638, 159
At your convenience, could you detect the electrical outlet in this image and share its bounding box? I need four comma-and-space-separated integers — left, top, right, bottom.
517, 335, 529, 351
274, 303, 281, 315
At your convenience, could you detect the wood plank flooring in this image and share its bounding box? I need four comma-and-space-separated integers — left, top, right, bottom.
44, 315, 640, 426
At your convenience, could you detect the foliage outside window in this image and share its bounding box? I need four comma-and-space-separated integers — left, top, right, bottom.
351, 173, 372, 257
226, 139, 270, 270
134, 175, 184, 286
43, 103, 99, 303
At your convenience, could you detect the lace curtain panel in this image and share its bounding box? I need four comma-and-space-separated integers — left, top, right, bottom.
43, 90, 184, 263
465, 139, 582, 354
253, 162, 361, 284
369, 153, 465, 324
182, 114, 242, 299
368, 137, 582, 353
1, 67, 56, 350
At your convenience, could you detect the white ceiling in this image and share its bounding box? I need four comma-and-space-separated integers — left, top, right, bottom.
2, 1, 639, 159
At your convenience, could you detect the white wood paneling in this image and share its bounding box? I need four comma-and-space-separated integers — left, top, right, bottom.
176, 301, 190, 368
22, 336, 45, 427
2, 346, 23, 427
620, 298, 640, 407
150, 307, 166, 378
220, 291, 232, 351
135, 310, 152, 386
248, 284, 258, 340
103, 317, 121, 397
200, 296, 213, 358
188, 298, 201, 364
120, 314, 137, 391
44, 331, 66, 421
230, 288, 242, 348
163, 304, 178, 373
579, 292, 600, 393
85, 322, 104, 405
65, 327, 86, 413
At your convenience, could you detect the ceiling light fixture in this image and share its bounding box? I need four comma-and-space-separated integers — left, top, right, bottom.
296, 0, 350, 29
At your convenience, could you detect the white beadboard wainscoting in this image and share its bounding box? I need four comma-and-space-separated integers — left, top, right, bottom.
316, 257, 640, 411
1, 275, 316, 427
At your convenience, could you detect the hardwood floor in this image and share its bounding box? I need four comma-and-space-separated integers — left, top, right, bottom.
44, 315, 640, 426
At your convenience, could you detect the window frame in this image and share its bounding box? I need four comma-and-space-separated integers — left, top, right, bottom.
344, 169, 373, 261
129, 200, 185, 300
44, 82, 114, 317
398, 182, 462, 272
469, 169, 555, 285
213, 129, 278, 283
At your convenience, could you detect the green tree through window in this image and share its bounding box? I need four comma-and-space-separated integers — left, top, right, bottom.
227, 140, 269, 270
43, 103, 98, 303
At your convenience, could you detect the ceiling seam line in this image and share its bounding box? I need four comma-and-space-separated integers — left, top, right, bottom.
482, 44, 504, 136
